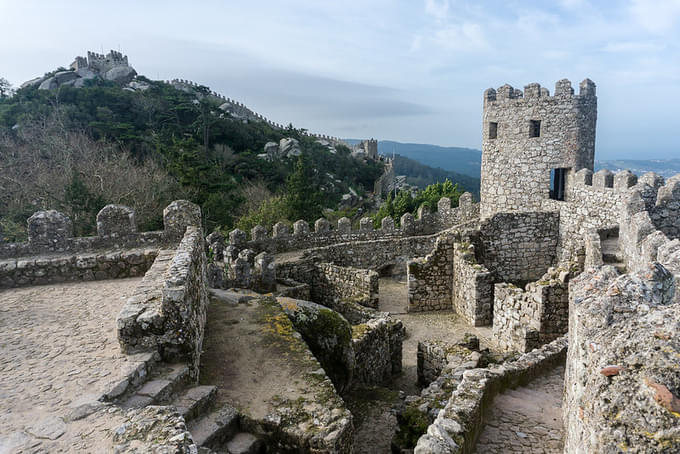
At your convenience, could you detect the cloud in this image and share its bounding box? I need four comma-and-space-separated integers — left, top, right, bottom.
424, 0, 450, 20
629, 0, 680, 32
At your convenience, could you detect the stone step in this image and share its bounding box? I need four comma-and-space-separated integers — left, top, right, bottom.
189, 405, 240, 449
172, 385, 218, 423
225, 432, 264, 454
120, 362, 192, 409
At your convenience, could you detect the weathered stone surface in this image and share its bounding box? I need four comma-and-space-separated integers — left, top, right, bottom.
564, 264, 679, 453
103, 65, 137, 84
28, 210, 73, 250
278, 297, 355, 392
97, 205, 136, 237
112, 406, 197, 453
163, 200, 201, 239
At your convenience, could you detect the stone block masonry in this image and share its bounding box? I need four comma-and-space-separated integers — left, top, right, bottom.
480, 211, 559, 284
480, 79, 597, 218
492, 267, 570, 353
277, 258, 379, 309
407, 234, 455, 312
213, 194, 479, 257
414, 336, 567, 453
564, 264, 679, 453
0, 200, 200, 260
452, 239, 494, 326
117, 225, 208, 378
0, 248, 158, 289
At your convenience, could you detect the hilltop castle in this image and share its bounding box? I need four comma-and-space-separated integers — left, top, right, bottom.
70, 50, 130, 74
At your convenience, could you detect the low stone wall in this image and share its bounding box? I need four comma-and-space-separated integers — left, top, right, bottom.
492, 267, 570, 353
393, 340, 482, 451
564, 264, 679, 453
414, 336, 567, 453
298, 234, 441, 272
407, 234, 455, 312
0, 248, 158, 289
352, 317, 405, 386
452, 240, 494, 325
479, 211, 559, 284
117, 226, 208, 378
0, 200, 199, 260
277, 259, 379, 309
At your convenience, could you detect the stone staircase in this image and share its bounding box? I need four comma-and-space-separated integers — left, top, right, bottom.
600, 234, 626, 274
117, 360, 264, 454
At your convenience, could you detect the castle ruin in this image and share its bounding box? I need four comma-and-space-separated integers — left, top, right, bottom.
1, 79, 679, 453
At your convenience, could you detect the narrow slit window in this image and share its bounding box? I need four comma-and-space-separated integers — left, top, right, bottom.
488, 122, 498, 139
550, 168, 567, 201
529, 120, 541, 138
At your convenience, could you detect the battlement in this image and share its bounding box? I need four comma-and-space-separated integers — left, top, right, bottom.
483, 78, 596, 105
0, 200, 200, 262
167, 79, 345, 143
480, 77, 597, 218
205, 194, 479, 258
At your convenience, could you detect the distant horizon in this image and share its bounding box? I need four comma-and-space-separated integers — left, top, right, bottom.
348, 138, 676, 162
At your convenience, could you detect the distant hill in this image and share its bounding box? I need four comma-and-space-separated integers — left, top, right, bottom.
345, 140, 482, 178
595, 159, 680, 179
392, 154, 480, 198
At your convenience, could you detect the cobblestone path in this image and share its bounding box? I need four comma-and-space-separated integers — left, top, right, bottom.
0, 279, 143, 453
474, 366, 565, 454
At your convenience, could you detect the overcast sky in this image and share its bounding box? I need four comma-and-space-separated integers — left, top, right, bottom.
1, 0, 679, 159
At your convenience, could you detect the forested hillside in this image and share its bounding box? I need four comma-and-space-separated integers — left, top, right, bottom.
0, 75, 383, 239
392, 154, 479, 197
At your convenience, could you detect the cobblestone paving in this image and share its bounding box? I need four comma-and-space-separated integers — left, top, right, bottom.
474, 366, 565, 454
0, 279, 143, 453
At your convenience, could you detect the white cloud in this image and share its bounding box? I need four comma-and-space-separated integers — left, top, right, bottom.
424, 0, 450, 20
630, 0, 680, 32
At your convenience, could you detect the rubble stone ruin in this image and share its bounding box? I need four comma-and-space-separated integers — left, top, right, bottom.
1, 78, 679, 453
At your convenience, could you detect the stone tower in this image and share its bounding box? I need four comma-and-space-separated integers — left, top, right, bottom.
480, 79, 597, 218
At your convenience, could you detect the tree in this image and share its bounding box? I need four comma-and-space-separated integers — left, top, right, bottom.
0, 78, 13, 99
285, 155, 324, 222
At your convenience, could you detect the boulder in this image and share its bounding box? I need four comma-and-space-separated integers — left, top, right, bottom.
277, 297, 355, 393
264, 141, 280, 157
76, 68, 98, 80
279, 138, 302, 158
38, 77, 57, 90
103, 66, 137, 84
53, 71, 78, 84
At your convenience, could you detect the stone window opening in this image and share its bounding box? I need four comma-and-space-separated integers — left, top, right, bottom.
488, 122, 498, 140
529, 120, 541, 138
550, 168, 568, 201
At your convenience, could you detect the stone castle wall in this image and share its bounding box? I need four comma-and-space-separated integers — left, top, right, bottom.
407, 234, 455, 312
492, 267, 570, 353
480, 79, 597, 218
0, 201, 200, 288
117, 225, 208, 378
452, 239, 494, 326
219, 194, 478, 257
277, 259, 379, 309
564, 265, 679, 453
479, 211, 559, 284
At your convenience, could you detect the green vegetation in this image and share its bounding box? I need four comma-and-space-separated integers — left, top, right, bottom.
372, 179, 464, 228
0, 75, 383, 236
